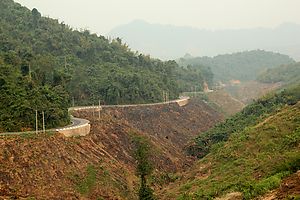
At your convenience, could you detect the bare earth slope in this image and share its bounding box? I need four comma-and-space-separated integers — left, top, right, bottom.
206, 90, 245, 116
224, 81, 282, 104
0, 99, 223, 199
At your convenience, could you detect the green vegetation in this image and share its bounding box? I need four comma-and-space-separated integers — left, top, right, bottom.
0, 52, 70, 132
72, 165, 97, 195
175, 65, 214, 90
172, 83, 300, 199
70, 163, 132, 198
187, 84, 300, 158
132, 135, 155, 200
177, 50, 294, 82
0, 0, 211, 132
174, 94, 300, 199
257, 62, 300, 84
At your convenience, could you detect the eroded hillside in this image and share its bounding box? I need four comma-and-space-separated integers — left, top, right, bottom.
0, 99, 223, 199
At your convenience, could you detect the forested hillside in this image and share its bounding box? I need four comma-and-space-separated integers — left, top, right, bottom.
257, 62, 300, 84
177, 50, 294, 82
0, 0, 212, 131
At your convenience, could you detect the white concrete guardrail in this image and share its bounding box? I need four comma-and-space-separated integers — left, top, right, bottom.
0, 96, 190, 137
70, 96, 190, 111
0, 117, 91, 137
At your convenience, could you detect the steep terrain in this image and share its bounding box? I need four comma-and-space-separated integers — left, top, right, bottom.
224, 81, 282, 104
206, 90, 245, 116
0, 0, 212, 132
0, 99, 223, 199
259, 170, 300, 200
161, 85, 300, 199
162, 103, 300, 199
100, 99, 222, 150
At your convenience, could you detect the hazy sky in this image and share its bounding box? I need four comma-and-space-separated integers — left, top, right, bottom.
15, 0, 300, 35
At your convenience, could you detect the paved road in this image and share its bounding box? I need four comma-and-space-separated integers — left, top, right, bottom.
0, 96, 190, 136
0, 116, 89, 136
70, 96, 190, 111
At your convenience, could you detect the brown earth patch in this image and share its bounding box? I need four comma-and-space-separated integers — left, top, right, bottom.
207, 90, 245, 116
0, 99, 223, 199
258, 171, 300, 200
224, 81, 281, 104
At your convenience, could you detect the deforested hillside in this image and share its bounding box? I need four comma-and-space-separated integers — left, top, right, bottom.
0, 99, 223, 199
0, 0, 212, 132
224, 81, 282, 104
177, 50, 295, 82
161, 84, 300, 199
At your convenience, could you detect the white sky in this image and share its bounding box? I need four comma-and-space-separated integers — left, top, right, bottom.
15, 0, 300, 35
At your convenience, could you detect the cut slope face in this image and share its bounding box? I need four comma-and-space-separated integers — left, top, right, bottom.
74, 99, 223, 172
101, 99, 223, 149
0, 99, 223, 199
206, 90, 245, 116
224, 81, 282, 104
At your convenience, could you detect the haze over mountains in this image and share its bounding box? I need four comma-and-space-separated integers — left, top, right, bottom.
109, 20, 300, 61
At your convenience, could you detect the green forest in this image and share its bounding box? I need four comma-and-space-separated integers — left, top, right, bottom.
257, 62, 300, 84
177, 50, 295, 82
0, 0, 212, 132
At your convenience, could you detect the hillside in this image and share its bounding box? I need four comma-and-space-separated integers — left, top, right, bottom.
257, 62, 300, 84
161, 84, 300, 199
177, 50, 294, 82
108, 20, 300, 60
224, 81, 282, 104
0, 0, 212, 132
206, 90, 245, 116
0, 99, 223, 199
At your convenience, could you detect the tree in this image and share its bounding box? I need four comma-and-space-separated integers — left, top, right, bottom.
31, 8, 41, 28
132, 135, 155, 200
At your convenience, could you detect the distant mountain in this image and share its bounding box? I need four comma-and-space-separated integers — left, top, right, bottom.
108, 20, 300, 61
177, 50, 295, 82
0, 0, 211, 131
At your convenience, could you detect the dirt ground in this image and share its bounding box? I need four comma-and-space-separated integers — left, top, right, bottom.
259, 171, 300, 200
0, 98, 223, 199
224, 81, 282, 104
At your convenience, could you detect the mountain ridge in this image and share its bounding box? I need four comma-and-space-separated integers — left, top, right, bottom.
109, 20, 300, 60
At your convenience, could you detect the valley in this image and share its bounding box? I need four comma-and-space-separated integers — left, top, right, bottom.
1, 0, 300, 199
0, 96, 224, 199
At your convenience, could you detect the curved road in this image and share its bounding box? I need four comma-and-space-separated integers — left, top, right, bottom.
0, 96, 190, 136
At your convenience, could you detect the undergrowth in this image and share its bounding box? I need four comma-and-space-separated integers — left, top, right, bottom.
173, 85, 300, 199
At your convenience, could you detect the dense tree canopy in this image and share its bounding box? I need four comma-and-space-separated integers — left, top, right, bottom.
0, 0, 211, 131
177, 50, 295, 82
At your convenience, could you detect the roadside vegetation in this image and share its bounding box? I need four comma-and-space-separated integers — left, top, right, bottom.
163, 84, 300, 199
